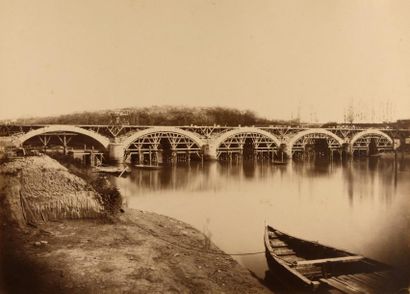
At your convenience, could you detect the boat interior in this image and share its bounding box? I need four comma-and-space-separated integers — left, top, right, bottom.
266, 227, 390, 281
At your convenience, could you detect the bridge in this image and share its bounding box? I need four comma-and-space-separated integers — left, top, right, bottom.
1, 124, 409, 165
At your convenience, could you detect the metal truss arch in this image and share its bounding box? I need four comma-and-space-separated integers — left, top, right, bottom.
122, 127, 205, 151
288, 128, 345, 153
350, 129, 393, 151
213, 127, 281, 159
15, 125, 111, 149
122, 127, 205, 164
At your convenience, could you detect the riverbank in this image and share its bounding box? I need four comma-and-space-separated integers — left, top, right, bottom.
0, 156, 270, 293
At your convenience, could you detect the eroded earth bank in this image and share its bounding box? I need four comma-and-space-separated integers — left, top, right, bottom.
0, 156, 270, 294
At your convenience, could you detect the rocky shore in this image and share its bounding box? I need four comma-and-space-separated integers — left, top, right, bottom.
0, 156, 270, 293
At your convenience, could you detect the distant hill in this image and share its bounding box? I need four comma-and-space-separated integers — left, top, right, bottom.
11, 106, 297, 126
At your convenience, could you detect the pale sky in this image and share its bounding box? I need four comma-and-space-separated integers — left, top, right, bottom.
1, 0, 409, 122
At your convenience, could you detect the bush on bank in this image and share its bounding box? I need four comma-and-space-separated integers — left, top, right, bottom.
49, 153, 123, 216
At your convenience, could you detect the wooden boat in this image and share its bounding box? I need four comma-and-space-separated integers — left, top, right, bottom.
134, 164, 162, 170
272, 161, 287, 165
95, 166, 131, 176
264, 225, 406, 293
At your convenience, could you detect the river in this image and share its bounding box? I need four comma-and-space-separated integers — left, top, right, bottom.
114, 158, 410, 279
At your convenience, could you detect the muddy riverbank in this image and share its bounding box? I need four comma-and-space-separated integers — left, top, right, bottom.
0, 156, 270, 293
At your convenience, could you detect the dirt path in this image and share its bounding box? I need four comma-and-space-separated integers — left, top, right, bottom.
4, 210, 269, 293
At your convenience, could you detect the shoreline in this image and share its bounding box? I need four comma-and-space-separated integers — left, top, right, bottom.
0, 155, 270, 293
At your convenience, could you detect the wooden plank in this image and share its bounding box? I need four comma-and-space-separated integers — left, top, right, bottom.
369, 272, 402, 292
331, 277, 368, 293
366, 272, 400, 290
349, 275, 383, 292
373, 271, 395, 280
353, 273, 385, 289
366, 272, 385, 281
320, 278, 363, 294
273, 248, 296, 256
337, 275, 377, 293
346, 274, 378, 288
296, 265, 323, 279
268, 232, 278, 239
295, 255, 364, 266
282, 255, 305, 263
269, 239, 287, 247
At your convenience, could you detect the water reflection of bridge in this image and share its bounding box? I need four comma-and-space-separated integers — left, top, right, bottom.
1, 124, 408, 164
116, 162, 288, 193
115, 159, 403, 202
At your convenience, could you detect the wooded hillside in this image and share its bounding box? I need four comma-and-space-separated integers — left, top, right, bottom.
12, 106, 296, 126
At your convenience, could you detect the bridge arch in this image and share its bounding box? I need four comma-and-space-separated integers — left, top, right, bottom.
212, 127, 281, 160
122, 127, 205, 150
122, 127, 205, 164
16, 125, 110, 149
350, 129, 393, 154
287, 128, 345, 157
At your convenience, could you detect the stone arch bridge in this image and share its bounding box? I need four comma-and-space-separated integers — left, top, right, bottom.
0, 124, 404, 164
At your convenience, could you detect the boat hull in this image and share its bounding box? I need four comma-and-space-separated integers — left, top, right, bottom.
264, 225, 405, 293
264, 231, 316, 291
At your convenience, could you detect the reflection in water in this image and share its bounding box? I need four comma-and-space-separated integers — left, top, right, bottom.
115, 159, 410, 279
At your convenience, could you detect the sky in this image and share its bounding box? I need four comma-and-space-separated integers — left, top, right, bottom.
1, 0, 409, 122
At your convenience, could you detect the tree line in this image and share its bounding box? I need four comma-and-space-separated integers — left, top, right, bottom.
12, 106, 297, 126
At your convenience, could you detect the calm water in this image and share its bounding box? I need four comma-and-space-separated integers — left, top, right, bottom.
115, 158, 410, 278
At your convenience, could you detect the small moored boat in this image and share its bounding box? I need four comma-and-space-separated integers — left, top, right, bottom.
95, 166, 131, 176
272, 161, 287, 165
134, 164, 162, 170
264, 225, 405, 293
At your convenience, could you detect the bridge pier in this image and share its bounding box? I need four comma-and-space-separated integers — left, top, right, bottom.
156, 150, 163, 165
285, 146, 293, 160
171, 150, 177, 165
108, 143, 125, 164
345, 145, 353, 158
204, 144, 218, 161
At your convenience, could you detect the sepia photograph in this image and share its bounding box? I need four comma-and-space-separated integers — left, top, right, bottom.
0, 1, 409, 293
